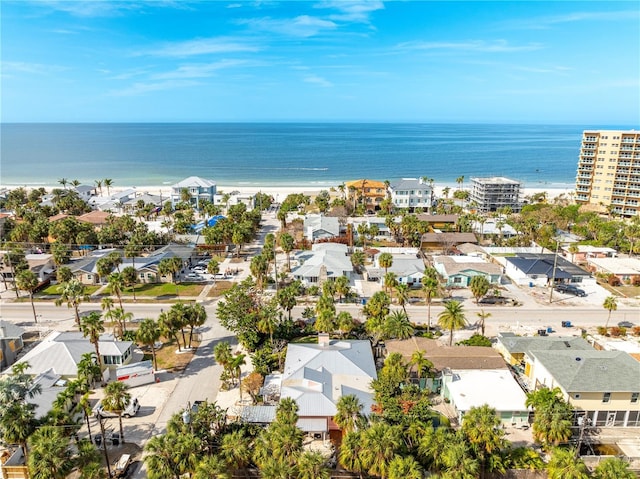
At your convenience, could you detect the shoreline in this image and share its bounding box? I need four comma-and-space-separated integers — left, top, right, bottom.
0, 182, 575, 202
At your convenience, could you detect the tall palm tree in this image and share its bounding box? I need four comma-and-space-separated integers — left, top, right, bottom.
337, 311, 356, 338
394, 282, 410, 313
456, 175, 465, 190
108, 272, 126, 310
476, 309, 491, 336
194, 455, 230, 479
15, 269, 39, 323
102, 381, 131, 443
593, 457, 636, 479
250, 254, 269, 290
105, 307, 133, 338
383, 310, 414, 340
76, 353, 101, 390
276, 285, 297, 321
339, 431, 366, 478
144, 433, 183, 479
103, 178, 113, 196
58, 177, 68, 189
94, 179, 103, 195
334, 275, 351, 303
410, 350, 433, 383
388, 455, 423, 479
438, 299, 467, 346
137, 318, 161, 370
55, 279, 89, 326
384, 271, 397, 293
378, 252, 394, 275
421, 272, 439, 333
220, 429, 252, 472
461, 404, 506, 476
351, 249, 366, 273
80, 311, 105, 368
100, 296, 114, 315
279, 232, 295, 271
603, 295, 618, 328
27, 426, 73, 479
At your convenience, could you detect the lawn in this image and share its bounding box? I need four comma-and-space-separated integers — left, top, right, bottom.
207, 280, 234, 297
37, 284, 101, 296
143, 337, 201, 372
597, 281, 640, 299
129, 282, 205, 298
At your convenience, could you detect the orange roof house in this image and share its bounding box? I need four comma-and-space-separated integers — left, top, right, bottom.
345, 179, 387, 212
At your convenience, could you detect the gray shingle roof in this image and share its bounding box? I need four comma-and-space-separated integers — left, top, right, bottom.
0, 321, 25, 339
531, 350, 640, 393
497, 334, 592, 355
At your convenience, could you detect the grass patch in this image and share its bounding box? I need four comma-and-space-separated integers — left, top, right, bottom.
598, 281, 640, 299
37, 284, 101, 296
150, 337, 201, 372
291, 335, 321, 344
131, 282, 205, 297
208, 281, 234, 297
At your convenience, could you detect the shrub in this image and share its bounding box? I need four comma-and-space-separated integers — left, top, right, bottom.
609, 326, 624, 337
632, 276, 640, 287
608, 275, 621, 286
597, 326, 608, 336
631, 326, 640, 337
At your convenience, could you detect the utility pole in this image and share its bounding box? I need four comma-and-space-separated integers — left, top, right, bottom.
548, 239, 560, 304
97, 415, 113, 478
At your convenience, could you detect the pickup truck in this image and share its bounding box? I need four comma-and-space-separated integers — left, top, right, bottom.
94, 397, 140, 418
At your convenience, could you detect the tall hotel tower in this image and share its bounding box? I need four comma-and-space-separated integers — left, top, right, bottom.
575, 130, 640, 217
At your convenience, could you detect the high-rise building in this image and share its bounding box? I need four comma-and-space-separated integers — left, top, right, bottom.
469, 177, 522, 213
575, 130, 640, 217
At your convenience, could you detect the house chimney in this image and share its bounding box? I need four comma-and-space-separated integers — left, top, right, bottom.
318, 333, 330, 347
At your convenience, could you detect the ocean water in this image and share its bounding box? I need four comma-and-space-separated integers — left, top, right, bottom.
0, 122, 614, 189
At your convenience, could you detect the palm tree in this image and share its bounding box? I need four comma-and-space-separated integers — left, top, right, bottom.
378, 252, 393, 275
337, 311, 356, 338
103, 178, 113, 196
334, 394, 365, 434
277, 285, 297, 321
359, 422, 402, 479
108, 272, 126, 310
384, 271, 397, 293
421, 272, 439, 333
603, 295, 618, 328
15, 269, 39, 323
394, 282, 410, 313
102, 381, 131, 443
334, 275, 350, 303
410, 350, 433, 384
440, 439, 480, 478
547, 447, 589, 479
137, 318, 161, 370
297, 451, 330, 479
80, 311, 105, 368
220, 429, 252, 472
58, 177, 68, 189
388, 455, 423, 479
438, 300, 467, 346
250, 254, 269, 290
279, 232, 295, 270
351, 249, 366, 273
456, 175, 465, 190
94, 179, 103, 195
100, 296, 114, 315
384, 310, 414, 339
476, 309, 491, 336
593, 457, 636, 479
55, 279, 89, 326
77, 353, 101, 390
105, 307, 133, 339
469, 275, 490, 304
257, 309, 279, 343
144, 433, 183, 479
27, 426, 73, 479
339, 431, 366, 478
194, 455, 230, 479
461, 404, 506, 476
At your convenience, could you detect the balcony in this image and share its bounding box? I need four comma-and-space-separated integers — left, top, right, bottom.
582, 144, 596, 150
581, 152, 595, 157
576, 187, 590, 192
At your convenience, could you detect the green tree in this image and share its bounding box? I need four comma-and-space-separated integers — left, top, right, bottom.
438, 300, 467, 346
359, 422, 403, 478
603, 295, 618, 328
334, 394, 365, 434
461, 404, 506, 475
77, 353, 101, 390
250, 254, 269, 290
27, 426, 74, 479
525, 387, 573, 449
383, 310, 414, 340
476, 309, 491, 336
351, 249, 366, 273
388, 455, 423, 479
194, 455, 230, 479
15, 269, 39, 323
547, 447, 589, 479
297, 450, 330, 479
469, 275, 490, 304
122, 265, 138, 302
108, 272, 126, 310
207, 259, 220, 276
279, 232, 295, 270
334, 275, 351, 303
105, 307, 133, 339
337, 311, 357, 338
220, 429, 252, 472
144, 433, 188, 479
378, 252, 394, 275
593, 456, 636, 479
102, 381, 131, 443
137, 318, 161, 370
394, 282, 410, 313
339, 431, 367, 477
410, 350, 433, 383
158, 257, 182, 284
276, 285, 297, 321
55, 279, 89, 325
80, 311, 105, 368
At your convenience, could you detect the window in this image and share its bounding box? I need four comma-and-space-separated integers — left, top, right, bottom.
603, 392, 611, 403
632, 393, 639, 403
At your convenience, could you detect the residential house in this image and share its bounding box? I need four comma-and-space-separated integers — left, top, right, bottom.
171, 176, 217, 208
503, 253, 593, 287
441, 369, 530, 427
73, 184, 98, 201
530, 349, 640, 427
389, 178, 433, 210
269, 335, 377, 439
89, 188, 137, 212
350, 217, 391, 239
0, 212, 12, 239
586, 257, 640, 284
420, 232, 478, 253
77, 210, 111, 229
25, 253, 56, 284
28, 369, 69, 419
303, 214, 340, 242
415, 214, 460, 232
8, 331, 134, 380
471, 218, 518, 238
561, 245, 616, 264
291, 243, 353, 285
368, 251, 425, 287
0, 321, 25, 371
345, 179, 386, 213
433, 255, 502, 287
495, 332, 593, 379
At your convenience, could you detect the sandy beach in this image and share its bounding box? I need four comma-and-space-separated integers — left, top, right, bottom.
3, 182, 575, 204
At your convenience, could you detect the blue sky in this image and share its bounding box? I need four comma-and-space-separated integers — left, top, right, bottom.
2, 1, 639, 123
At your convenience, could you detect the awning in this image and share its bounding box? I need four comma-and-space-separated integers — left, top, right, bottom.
296, 418, 327, 432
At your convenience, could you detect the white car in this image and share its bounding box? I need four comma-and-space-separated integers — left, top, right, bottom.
94, 397, 140, 418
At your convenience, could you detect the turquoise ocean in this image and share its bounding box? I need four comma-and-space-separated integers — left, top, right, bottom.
0, 123, 631, 189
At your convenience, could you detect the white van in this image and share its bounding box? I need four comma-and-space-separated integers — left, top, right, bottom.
94, 397, 140, 418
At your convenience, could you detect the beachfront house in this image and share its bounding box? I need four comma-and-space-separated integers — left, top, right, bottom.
345, 179, 386, 213
171, 176, 217, 209
388, 178, 433, 210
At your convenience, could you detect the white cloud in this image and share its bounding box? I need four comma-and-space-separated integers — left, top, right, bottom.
238, 15, 337, 37
1, 61, 66, 75
499, 10, 640, 30
140, 37, 260, 57
304, 74, 333, 87
318, 0, 385, 23
395, 39, 543, 53
108, 79, 200, 97
151, 60, 248, 80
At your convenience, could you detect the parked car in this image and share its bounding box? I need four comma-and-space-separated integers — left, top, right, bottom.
94, 397, 140, 418
554, 284, 587, 297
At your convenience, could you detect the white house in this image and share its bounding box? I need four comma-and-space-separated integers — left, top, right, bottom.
303, 214, 340, 242
369, 251, 425, 287
291, 243, 352, 285
389, 178, 433, 210
171, 176, 217, 208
